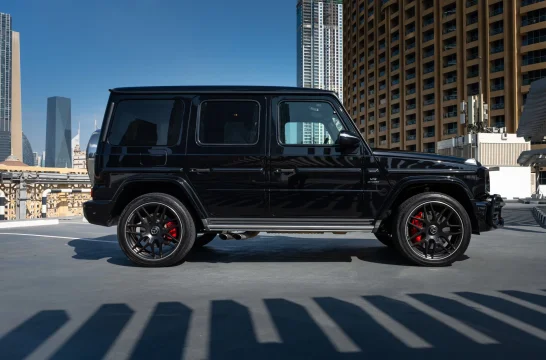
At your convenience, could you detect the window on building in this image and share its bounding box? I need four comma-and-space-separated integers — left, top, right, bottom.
279, 101, 345, 145
523, 49, 546, 66
109, 99, 184, 146
523, 69, 546, 85
523, 29, 546, 45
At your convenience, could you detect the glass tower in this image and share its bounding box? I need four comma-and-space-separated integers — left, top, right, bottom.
45, 97, 72, 168
0, 13, 12, 161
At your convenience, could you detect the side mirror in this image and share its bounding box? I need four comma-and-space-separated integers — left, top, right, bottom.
338, 130, 361, 151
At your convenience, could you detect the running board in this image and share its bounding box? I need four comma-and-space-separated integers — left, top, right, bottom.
203, 218, 375, 232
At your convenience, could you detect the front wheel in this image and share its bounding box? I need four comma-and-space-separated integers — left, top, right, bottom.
392, 193, 471, 267
117, 193, 196, 267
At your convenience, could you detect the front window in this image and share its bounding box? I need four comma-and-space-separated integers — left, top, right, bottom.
279, 101, 345, 145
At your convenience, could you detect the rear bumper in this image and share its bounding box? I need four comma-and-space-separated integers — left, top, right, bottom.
83, 200, 116, 227
472, 194, 505, 233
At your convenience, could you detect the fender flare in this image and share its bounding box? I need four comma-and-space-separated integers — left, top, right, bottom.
377, 175, 475, 220
111, 174, 208, 219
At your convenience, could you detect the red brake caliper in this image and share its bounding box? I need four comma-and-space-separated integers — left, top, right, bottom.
409, 211, 424, 243
164, 221, 178, 242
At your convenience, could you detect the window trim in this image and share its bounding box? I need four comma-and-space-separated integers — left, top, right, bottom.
106, 98, 185, 147
276, 99, 348, 148
195, 99, 261, 147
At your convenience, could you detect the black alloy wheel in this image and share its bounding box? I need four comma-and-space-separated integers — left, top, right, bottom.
117, 193, 196, 267
393, 193, 471, 267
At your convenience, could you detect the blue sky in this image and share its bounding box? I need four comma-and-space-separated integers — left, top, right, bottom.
2, 0, 297, 153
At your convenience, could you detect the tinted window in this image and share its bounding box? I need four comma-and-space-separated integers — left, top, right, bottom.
109, 99, 184, 146
198, 100, 260, 145
279, 101, 345, 145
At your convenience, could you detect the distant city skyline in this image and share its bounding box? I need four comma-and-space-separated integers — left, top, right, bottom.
1, 0, 298, 154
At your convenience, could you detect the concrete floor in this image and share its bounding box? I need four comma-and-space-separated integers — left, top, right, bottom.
0, 203, 545, 359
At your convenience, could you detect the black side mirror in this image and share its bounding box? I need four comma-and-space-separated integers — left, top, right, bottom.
338, 130, 361, 151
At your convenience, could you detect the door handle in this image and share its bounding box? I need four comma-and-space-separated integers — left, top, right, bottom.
189, 168, 211, 173
274, 168, 296, 175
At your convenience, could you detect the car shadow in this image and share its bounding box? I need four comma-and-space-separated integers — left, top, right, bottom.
67, 235, 470, 267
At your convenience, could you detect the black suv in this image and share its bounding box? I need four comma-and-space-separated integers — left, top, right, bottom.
84, 86, 504, 267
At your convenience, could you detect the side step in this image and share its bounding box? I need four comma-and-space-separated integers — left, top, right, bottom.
203, 218, 375, 233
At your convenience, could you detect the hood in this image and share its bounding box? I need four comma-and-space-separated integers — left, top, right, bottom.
372, 149, 478, 165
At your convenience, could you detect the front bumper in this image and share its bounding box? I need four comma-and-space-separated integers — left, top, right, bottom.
472, 194, 505, 233
83, 200, 116, 227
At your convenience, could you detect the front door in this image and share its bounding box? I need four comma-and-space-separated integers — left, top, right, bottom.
269, 96, 365, 218
185, 95, 267, 218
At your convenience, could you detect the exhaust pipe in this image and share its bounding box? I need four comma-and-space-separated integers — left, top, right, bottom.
219, 233, 234, 240
232, 231, 260, 240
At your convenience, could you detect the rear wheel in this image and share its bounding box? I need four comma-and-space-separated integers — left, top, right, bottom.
117, 193, 196, 267
392, 193, 471, 267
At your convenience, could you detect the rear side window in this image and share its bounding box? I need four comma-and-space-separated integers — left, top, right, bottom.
198, 100, 260, 145
108, 99, 184, 146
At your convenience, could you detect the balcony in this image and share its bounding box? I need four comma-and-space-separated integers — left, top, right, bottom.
467, 0, 478, 7
369, 90, 375, 95
369, 129, 375, 135
491, 46, 504, 54
392, 64, 400, 71
424, 147, 436, 153
467, 16, 478, 25
407, 119, 417, 126
379, 112, 386, 118
444, 44, 457, 51
467, 34, 479, 43
392, 49, 400, 57
443, 9, 456, 18
467, 70, 479, 78
443, 27, 457, 35
380, 126, 387, 132
490, 7, 504, 17
406, 73, 416, 80
443, 94, 458, 101
407, 58, 416, 65
369, 103, 375, 109
369, 116, 376, 121
392, 107, 401, 114
392, 93, 400, 100
522, 0, 545, 6
424, 51, 435, 58
392, 137, 401, 143
379, 84, 387, 91
445, 127, 458, 135
491, 65, 504, 73
424, 99, 435, 106
491, 83, 504, 91
444, 111, 458, 118
424, 82, 435, 90
407, 134, 417, 140
423, 131, 435, 138
380, 140, 388, 145
424, 66, 435, 74
490, 27, 504, 36
392, 79, 400, 86
444, 60, 457, 68
444, 77, 457, 84
424, 34, 435, 43
406, 27, 416, 35
491, 103, 505, 110
424, 115, 435, 122
423, 18, 434, 27
407, 103, 417, 110
392, 122, 400, 129
407, 88, 416, 95
406, 42, 416, 50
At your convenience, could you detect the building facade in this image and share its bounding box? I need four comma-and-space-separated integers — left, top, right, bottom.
343, 0, 546, 152
297, 0, 344, 101
45, 96, 72, 168
0, 13, 12, 161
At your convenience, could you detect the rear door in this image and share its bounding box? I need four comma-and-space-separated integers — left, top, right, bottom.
184, 95, 267, 218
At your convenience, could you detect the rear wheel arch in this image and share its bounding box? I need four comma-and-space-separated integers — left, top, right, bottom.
111, 179, 206, 231
379, 179, 478, 234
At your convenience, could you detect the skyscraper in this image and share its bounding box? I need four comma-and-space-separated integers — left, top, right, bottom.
11, 31, 23, 161
45, 97, 72, 168
0, 13, 12, 161
297, 0, 344, 101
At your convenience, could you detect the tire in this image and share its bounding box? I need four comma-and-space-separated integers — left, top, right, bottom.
193, 233, 217, 249
392, 192, 471, 267
117, 193, 196, 267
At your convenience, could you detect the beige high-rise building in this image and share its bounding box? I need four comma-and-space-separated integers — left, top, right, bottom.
11, 31, 22, 161
343, 0, 546, 152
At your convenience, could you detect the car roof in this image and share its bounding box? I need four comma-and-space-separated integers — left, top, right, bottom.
110, 85, 337, 95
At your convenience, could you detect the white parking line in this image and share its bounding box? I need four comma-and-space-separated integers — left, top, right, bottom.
0, 233, 117, 244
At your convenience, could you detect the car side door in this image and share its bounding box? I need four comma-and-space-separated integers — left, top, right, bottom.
269, 95, 367, 219
184, 95, 267, 218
